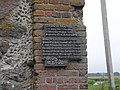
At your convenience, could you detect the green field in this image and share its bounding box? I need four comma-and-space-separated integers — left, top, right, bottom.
88, 76, 120, 90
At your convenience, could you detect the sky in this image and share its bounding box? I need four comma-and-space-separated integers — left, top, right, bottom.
83, 0, 120, 73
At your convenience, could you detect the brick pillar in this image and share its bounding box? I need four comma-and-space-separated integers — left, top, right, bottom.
32, 0, 87, 90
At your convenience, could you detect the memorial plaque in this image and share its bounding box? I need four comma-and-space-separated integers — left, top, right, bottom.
42, 25, 85, 67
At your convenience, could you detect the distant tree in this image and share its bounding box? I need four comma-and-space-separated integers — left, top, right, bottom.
114, 72, 120, 76
96, 73, 101, 76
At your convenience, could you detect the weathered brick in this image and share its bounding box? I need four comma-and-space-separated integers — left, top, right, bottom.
58, 85, 78, 90
56, 18, 76, 25
77, 31, 87, 37
33, 11, 45, 16
38, 71, 55, 77
61, 12, 72, 18
36, 78, 46, 84
52, 12, 61, 18
37, 70, 79, 77
33, 23, 43, 29
56, 71, 79, 76
53, 78, 64, 84
37, 85, 56, 90
34, 50, 41, 56
33, 17, 54, 23
33, 43, 41, 49
82, 50, 87, 56
55, 5, 72, 11
34, 56, 42, 63
74, 25, 86, 31
34, 5, 54, 10
33, 37, 42, 42
69, 0, 85, 6
79, 83, 88, 89
66, 63, 87, 70
34, 64, 45, 70
80, 56, 87, 63
46, 78, 53, 83
33, 17, 45, 22
32, 0, 49, 3
43, 0, 49, 4
59, 0, 69, 5
64, 77, 86, 83
79, 38, 87, 44
33, 11, 52, 17
33, 30, 43, 36
45, 11, 52, 17
59, 0, 85, 6
79, 70, 87, 76
32, 0, 43, 3
49, 0, 59, 4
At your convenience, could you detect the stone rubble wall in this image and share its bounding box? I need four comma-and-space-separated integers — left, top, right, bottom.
0, 0, 34, 90
32, 0, 87, 90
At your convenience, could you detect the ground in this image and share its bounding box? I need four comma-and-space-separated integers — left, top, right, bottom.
88, 76, 120, 90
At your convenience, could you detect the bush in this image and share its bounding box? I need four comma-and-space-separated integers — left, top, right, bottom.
88, 80, 95, 85
116, 85, 120, 90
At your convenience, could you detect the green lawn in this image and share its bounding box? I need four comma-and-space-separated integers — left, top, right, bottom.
88, 76, 120, 90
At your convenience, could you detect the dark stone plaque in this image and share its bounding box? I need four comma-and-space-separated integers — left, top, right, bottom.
42, 25, 85, 67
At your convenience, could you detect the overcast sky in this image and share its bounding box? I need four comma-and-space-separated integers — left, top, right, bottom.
83, 0, 120, 73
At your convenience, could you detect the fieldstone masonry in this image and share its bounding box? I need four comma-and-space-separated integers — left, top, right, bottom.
0, 0, 34, 90
0, 0, 87, 90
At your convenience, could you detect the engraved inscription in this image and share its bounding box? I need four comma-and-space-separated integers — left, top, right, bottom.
44, 56, 68, 66
42, 25, 85, 67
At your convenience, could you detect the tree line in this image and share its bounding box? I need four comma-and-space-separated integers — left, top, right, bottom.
88, 72, 120, 77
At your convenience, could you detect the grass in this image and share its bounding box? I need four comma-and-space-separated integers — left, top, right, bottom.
88, 76, 120, 90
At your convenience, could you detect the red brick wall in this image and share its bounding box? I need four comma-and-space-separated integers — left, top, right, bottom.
32, 0, 87, 90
